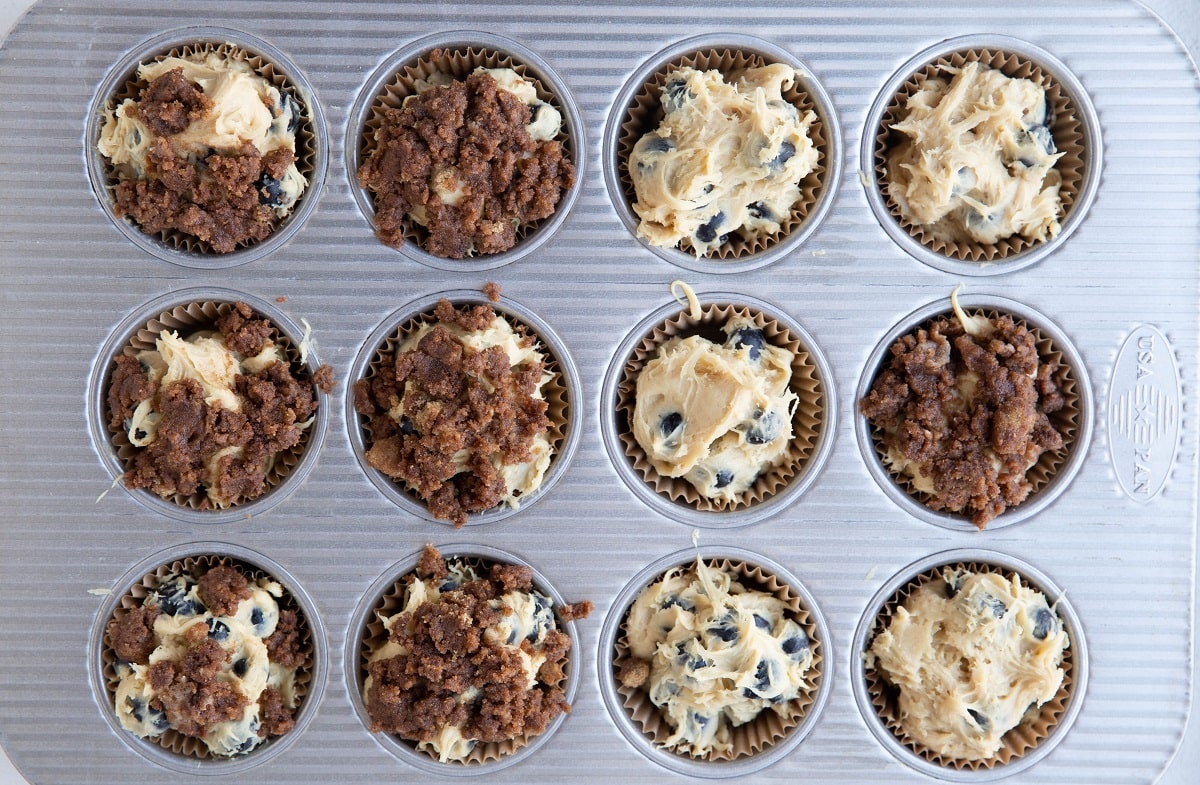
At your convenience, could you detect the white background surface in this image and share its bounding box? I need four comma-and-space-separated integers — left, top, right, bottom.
0, 1, 1195, 783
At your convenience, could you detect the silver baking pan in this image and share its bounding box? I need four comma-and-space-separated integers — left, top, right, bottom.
0, 1, 1196, 783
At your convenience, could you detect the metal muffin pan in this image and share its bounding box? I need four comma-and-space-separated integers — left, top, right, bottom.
0, 1, 1196, 784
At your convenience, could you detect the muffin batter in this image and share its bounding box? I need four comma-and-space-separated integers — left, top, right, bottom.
617, 558, 813, 756
353, 297, 554, 525
107, 302, 329, 509
633, 316, 797, 501
865, 569, 1069, 761
98, 52, 308, 251
630, 64, 818, 255
108, 564, 305, 757
885, 61, 1063, 245
363, 545, 590, 762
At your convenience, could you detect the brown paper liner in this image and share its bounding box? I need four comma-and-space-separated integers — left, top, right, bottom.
359, 554, 572, 765
100, 42, 318, 255
356, 302, 568, 521
874, 47, 1086, 262
617, 302, 823, 512
358, 45, 575, 254
863, 561, 1073, 770
865, 307, 1080, 524
106, 300, 318, 510
616, 48, 829, 259
612, 557, 823, 761
102, 555, 315, 760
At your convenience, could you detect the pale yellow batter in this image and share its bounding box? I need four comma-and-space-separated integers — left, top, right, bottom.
633, 317, 796, 501
393, 314, 553, 508
630, 65, 818, 255
623, 558, 813, 756
114, 570, 298, 757
125, 329, 293, 506
865, 569, 1069, 761
99, 52, 307, 215
364, 559, 561, 762
885, 61, 1063, 245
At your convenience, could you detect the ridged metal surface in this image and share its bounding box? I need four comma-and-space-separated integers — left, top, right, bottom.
0, 1, 1197, 783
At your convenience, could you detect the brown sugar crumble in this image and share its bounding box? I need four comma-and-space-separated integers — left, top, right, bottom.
357, 66, 575, 258
107, 301, 333, 508
859, 312, 1066, 528
363, 545, 589, 759
353, 297, 552, 526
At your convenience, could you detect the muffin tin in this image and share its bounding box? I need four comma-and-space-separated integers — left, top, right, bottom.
0, 1, 1197, 784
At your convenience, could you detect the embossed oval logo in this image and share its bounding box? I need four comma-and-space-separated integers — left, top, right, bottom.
1108, 325, 1181, 501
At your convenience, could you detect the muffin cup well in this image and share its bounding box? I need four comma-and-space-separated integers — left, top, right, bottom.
601, 291, 835, 528
85, 26, 327, 268
603, 33, 842, 274
854, 293, 1092, 531
345, 543, 583, 775
861, 34, 1101, 274
89, 542, 327, 774
347, 31, 584, 271
87, 288, 329, 524
851, 549, 1087, 781
348, 290, 580, 525
598, 546, 832, 778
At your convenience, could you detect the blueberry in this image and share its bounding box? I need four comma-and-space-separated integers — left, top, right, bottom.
747, 411, 781, 445
782, 632, 809, 657
1032, 608, 1056, 640
208, 619, 230, 641
438, 576, 460, 592
133, 427, 148, 441
150, 709, 170, 733
1029, 124, 1056, 155
1017, 157, 1036, 168
768, 140, 796, 170
713, 469, 734, 489
695, 212, 724, 244
742, 659, 772, 697
256, 172, 285, 208
154, 578, 203, 617
235, 735, 257, 754
689, 710, 709, 727
641, 135, 675, 154
660, 596, 694, 612
964, 208, 999, 233
280, 93, 301, 135
250, 607, 265, 627
746, 201, 773, 221
729, 327, 765, 361
984, 596, 1007, 619
233, 657, 249, 678
664, 78, 692, 109
944, 574, 963, 598
967, 708, 990, 732
659, 411, 683, 437
687, 655, 711, 671
507, 627, 520, 645
708, 624, 738, 643
752, 613, 771, 631
128, 696, 145, 722
400, 415, 416, 435
702, 183, 714, 194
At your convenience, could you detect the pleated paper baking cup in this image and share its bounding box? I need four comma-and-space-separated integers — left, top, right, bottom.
86, 27, 327, 268
348, 289, 580, 526
604, 33, 841, 274
602, 290, 836, 528
88, 288, 330, 524
862, 35, 1101, 274
348, 31, 584, 271
854, 293, 1092, 531
598, 546, 832, 778
851, 549, 1087, 781
89, 543, 327, 775
346, 544, 584, 776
